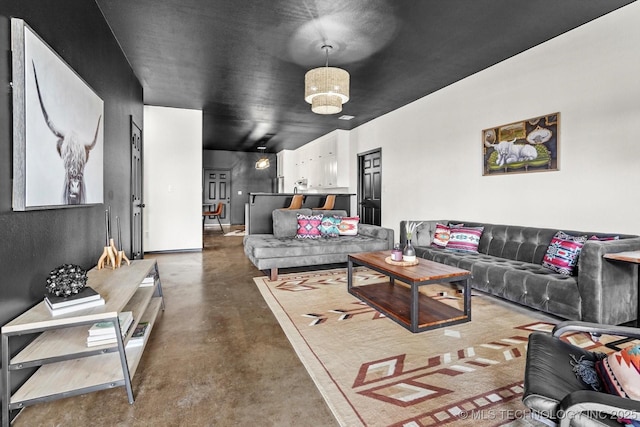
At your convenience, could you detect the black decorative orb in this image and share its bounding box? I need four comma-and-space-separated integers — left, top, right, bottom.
46, 264, 88, 297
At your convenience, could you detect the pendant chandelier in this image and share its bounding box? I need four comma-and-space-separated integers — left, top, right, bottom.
304, 45, 350, 115
255, 146, 270, 170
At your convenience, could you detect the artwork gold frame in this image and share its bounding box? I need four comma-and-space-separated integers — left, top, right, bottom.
482, 113, 559, 176
11, 18, 104, 210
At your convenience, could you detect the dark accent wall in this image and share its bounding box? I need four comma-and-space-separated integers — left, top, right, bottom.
0, 0, 143, 406
203, 150, 277, 225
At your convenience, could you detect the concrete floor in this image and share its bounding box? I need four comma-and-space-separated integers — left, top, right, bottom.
11, 227, 337, 426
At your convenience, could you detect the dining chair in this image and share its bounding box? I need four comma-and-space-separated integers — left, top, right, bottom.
282, 194, 304, 210
203, 202, 224, 232
315, 195, 336, 210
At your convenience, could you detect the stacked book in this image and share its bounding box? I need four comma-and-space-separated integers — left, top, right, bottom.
86, 311, 134, 347
45, 287, 105, 316
139, 273, 156, 287
126, 321, 149, 348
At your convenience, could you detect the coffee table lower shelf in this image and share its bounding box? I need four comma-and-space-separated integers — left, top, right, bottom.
349, 282, 468, 332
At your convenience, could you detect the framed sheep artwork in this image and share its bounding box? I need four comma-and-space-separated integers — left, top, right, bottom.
482, 113, 559, 176
11, 18, 104, 210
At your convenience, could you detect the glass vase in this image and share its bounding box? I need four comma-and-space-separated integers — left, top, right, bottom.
403, 239, 416, 262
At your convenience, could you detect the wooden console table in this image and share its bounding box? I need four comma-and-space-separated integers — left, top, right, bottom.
1, 259, 164, 426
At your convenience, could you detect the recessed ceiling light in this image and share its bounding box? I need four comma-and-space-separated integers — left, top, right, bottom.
338, 115, 354, 120
257, 146, 267, 150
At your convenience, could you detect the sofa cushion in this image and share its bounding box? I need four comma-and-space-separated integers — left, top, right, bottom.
311, 209, 348, 218
447, 226, 484, 253
295, 214, 323, 239
358, 223, 393, 243
542, 231, 587, 276
474, 223, 557, 264
272, 208, 312, 238
414, 244, 582, 320
246, 234, 389, 259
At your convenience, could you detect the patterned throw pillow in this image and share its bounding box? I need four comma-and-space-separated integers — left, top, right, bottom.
447, 226, 484, 253
319, 215, 341, 238
431, 223, 452, 248
295, 214, 323, 239
338, 216, 359, 236
570, 353, 604, 391
596, 344, 640, 400
542, 231, 587, 275
589, 235, 620, 241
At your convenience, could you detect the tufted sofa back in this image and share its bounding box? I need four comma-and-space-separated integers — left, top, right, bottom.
405, 220, 635, 265
451, 221, 556, 264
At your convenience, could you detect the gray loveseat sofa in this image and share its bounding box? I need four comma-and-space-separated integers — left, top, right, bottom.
400, 220, 640, 325
244, 209, 394, 280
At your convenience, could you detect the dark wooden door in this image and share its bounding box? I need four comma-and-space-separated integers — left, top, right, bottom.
130, 117, 144, 260
203, 169, 230, 225
358, 149, 382, 226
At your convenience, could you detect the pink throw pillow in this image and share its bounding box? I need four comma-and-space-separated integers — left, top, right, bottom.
296, 214, 323, 239
431, 223, 451, 248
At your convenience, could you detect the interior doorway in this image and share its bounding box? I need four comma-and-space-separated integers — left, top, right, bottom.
130, 117, 144, 259
358, 148, 382, 226
203, 168, 231, 226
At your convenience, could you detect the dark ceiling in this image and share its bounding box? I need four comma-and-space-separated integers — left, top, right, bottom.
95, 0, 634, 153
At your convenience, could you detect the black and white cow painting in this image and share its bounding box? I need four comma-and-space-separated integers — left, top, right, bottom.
23, 23, 103, 207
32, 62, 102, 205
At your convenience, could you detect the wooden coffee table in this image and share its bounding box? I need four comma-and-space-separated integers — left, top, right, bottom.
347, 251, 471, 333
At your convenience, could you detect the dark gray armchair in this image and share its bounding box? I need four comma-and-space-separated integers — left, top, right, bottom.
523, 321, 640, 427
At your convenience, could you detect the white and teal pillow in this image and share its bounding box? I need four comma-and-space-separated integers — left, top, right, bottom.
319, 215, 341, 238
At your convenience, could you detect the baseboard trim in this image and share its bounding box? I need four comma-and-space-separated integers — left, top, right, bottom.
144, 248, 202, 254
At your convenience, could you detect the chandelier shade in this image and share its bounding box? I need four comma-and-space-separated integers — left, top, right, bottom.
255, 146, 270, 170
310, 94, 342, 115
304, 46, 350, 115
255, 157, 270, 170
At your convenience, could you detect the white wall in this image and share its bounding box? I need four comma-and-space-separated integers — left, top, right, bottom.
143, 106, 203, 251
297, 2, 640, 237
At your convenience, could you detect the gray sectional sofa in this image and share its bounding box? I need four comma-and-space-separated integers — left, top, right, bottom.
400, 220, 640, 325
244, 209, 394, 280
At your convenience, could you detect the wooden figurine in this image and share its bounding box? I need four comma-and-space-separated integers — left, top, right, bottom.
97, 209, 116, 270
116, 217, 130, 267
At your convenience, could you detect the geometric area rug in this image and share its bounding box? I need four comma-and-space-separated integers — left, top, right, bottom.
253, 268, 616, 427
